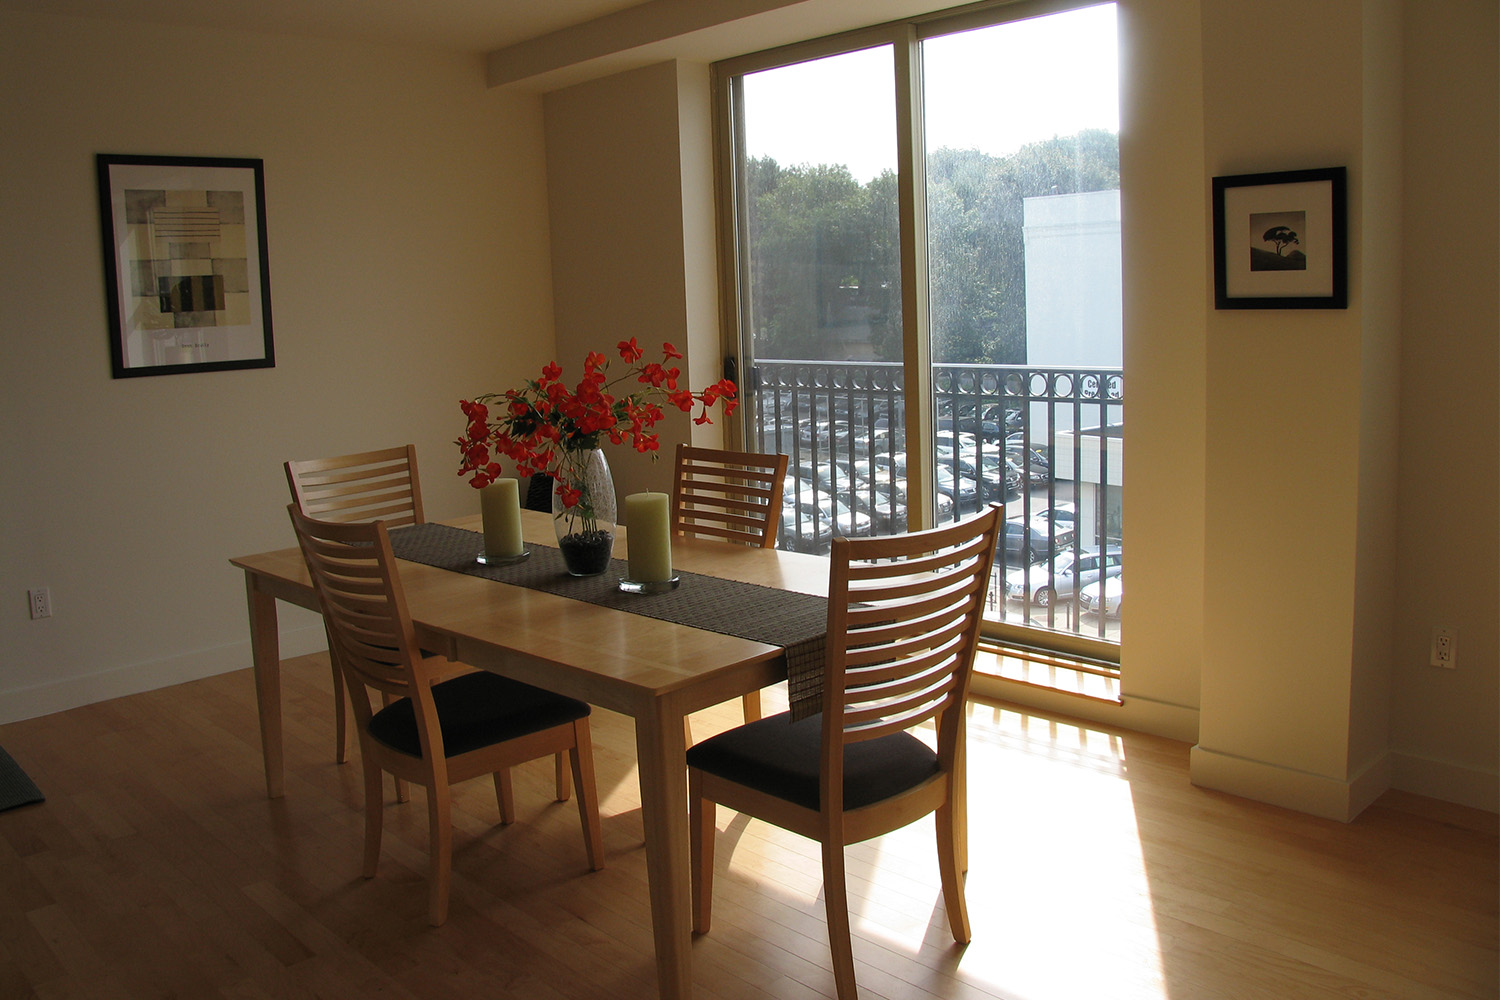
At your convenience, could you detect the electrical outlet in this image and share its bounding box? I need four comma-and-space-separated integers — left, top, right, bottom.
28, 587, 52, 620
1430, 626, 1456, 668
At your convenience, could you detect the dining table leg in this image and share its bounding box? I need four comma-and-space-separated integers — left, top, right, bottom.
244, 573, 285, 799
634, 695, 693, 1000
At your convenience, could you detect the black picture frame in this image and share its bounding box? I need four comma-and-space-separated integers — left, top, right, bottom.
1212, 166, 1347, 309
97, 153, 275, 377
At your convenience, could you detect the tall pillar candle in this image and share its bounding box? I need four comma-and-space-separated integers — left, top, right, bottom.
625, 491, 673, 582
480, 478, 524, 558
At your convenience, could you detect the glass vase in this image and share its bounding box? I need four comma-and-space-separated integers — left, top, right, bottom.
552, 446, 617, 576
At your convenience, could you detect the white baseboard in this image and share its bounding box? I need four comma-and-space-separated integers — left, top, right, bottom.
0, 624, 329, 727
1389, 750, 1499, 813
1189, 745, 1393, 822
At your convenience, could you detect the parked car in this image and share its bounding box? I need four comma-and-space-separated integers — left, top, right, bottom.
847, 481, 955, 533
1029, 502, 1076, 535
1001, 518, 1077, 564
798, 420, 854, 451
935, 446, 1010, 501
933, 466, 980, 510
1079, 575, 1123, 618
1004, 547, 1122, 606
790, 459, 856, 492
787, 488, 874, 538
778, 504, 835, 554
937, 402, 1003, 440
849, 484, 908, 533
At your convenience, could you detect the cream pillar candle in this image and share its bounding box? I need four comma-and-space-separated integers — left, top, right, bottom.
625, 491, 673, 582
480, 478, 524, 558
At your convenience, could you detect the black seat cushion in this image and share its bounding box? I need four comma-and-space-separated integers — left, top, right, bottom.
369, 670, 590, 759
686, 711, 939, 812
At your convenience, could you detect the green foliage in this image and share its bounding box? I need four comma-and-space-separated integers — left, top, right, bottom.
742, 129, 1119, 366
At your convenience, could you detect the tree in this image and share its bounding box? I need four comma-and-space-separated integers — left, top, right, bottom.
1262, 225, 1300, 256
742, 129, 1120, 367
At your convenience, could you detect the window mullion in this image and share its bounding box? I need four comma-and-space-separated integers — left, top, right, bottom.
893, 25, 935, 532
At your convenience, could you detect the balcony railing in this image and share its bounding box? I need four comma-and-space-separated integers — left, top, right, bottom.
750, 358, 1123, 642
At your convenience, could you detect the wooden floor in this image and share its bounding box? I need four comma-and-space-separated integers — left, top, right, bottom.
1, 654, 1495, 1000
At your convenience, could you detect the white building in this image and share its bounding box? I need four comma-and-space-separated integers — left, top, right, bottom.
1023, 189, 1122, 546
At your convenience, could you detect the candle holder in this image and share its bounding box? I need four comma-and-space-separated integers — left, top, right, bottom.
618, 575, 680, 595
476, 548, 530, 567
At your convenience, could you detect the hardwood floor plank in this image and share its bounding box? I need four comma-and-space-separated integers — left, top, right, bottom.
0, 656, 1493, 1000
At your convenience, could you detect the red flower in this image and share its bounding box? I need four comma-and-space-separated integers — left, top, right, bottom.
456, 345, 737, 502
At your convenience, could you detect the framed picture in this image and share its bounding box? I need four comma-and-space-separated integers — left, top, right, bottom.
1212, 166, 1346, 309
96, 154, 275, 377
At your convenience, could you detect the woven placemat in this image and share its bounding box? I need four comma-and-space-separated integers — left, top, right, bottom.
388, 523, 828, 719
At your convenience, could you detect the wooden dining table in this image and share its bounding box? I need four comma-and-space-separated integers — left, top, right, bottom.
229, 508, 829, 1000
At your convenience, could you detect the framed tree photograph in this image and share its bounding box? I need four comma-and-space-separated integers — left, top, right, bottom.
1212, 166, 1346, 309
97, 154, 275, 377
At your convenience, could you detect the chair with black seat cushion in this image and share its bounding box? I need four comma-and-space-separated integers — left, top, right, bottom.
686, 505, 1003, 1000
671, 444, 789, 723
285, 445, 425, 764
288, 504, 605, 926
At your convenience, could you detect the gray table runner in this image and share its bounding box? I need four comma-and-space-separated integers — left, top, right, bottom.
388, 523, 828, 719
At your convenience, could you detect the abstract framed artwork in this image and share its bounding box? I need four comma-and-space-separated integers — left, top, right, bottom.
1212, 166, 1347, 309
96, 154, 275, 377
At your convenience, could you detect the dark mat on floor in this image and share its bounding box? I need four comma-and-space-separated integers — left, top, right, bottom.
0, 746, 44, 812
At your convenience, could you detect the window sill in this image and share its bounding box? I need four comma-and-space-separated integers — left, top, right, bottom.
973, 641, 1122, 706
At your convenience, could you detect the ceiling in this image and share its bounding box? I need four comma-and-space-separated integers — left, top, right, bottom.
2, 0, 966, 91
0, 0, 651, 56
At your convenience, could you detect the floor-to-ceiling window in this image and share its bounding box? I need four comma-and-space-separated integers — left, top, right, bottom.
718, 1, 1122, 667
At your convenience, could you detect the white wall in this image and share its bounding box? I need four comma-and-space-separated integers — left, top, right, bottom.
0, 10, 556, 723
542, 60, 725, 509
1390, 0, 1499, 804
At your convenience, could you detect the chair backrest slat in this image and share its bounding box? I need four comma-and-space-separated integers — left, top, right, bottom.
821, 507, 1003, 773
286, 445, 425, 528
288, 506, 421, 702
671, 445, 789, 549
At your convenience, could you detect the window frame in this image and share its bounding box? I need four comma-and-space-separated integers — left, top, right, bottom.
711, 0, 1123, 667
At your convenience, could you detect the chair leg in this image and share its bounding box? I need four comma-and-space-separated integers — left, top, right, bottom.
330, 662, 348, 764
821, 839, 859, 1000
740, 689, 763, 723
493, 768, 516, 825
426, 782, 453, 927
554, 751, 572, 801
689, 770, 715, 934
934, 797, 971, 943
360, 758, 383, 879
569, 720, 605, 871
376, 691, 409, 803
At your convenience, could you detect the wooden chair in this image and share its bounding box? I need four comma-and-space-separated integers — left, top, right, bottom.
287, 505, 604, 926
686, 505, 1003, 1000
671, 444, 789, 549
671, 444, 789, 722
284, 444, 425, 527
285, 445, 425, 764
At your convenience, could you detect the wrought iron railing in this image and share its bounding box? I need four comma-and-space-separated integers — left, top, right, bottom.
750, 358, 1123, 642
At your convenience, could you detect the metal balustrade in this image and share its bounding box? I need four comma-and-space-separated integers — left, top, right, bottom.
750, 358, 1124, 642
